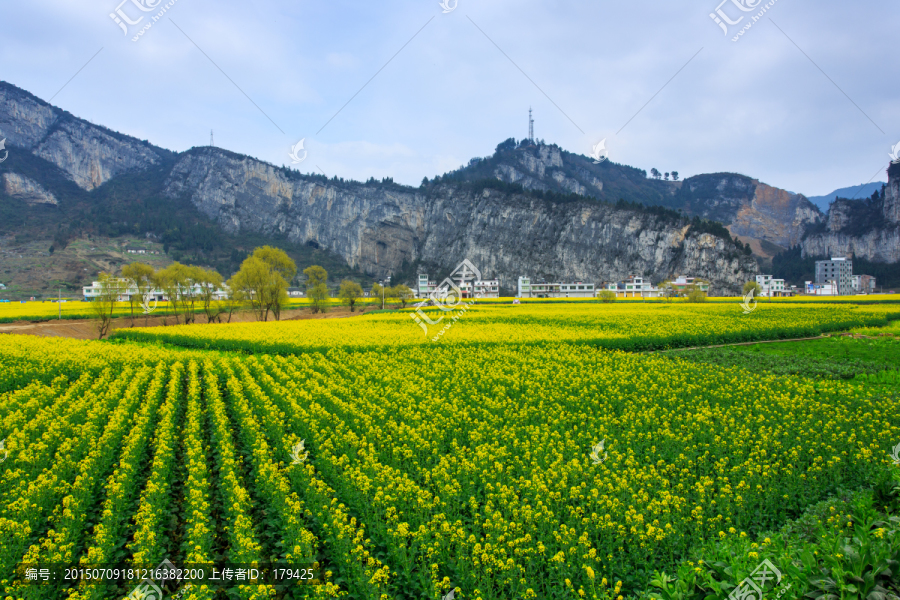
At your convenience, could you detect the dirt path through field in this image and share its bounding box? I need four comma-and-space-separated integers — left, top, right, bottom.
0, 306, 374, 340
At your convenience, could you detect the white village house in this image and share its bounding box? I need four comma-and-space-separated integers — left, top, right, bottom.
600, 276, 661, 298
755, 275, 789, 297
417, 273, 500, 299
83, 278, 229, 302
517, 277, 595, 298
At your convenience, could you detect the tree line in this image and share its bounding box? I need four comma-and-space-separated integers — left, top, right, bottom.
89, 245, 415, 338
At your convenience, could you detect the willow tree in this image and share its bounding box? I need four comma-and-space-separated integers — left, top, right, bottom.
90, 273, 120, 339
304, 265, 330, 314
195, 267, 225, 323
338, 280, 363, 312
231, 247, 297, 321
122, 262, 155, 326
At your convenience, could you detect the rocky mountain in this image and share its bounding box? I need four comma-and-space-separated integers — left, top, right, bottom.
0, 82, 172, 192
800, 164, 900, 263
451, 140, 824, 257
2, 173, 57, 206
669, 173, 823, 256
457, 138, 670, 206
0, 80, 761, 294
163, 148, 757, 294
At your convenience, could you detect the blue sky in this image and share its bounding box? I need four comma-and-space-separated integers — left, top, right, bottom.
2, 0, 897, 196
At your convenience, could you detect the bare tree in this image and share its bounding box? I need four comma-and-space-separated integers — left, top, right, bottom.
122, 262, 155, 326
90, 273, 120, 339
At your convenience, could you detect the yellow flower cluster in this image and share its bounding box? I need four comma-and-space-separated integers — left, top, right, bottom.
66, 363, 173, 600
112, 302, 900, 353
0, 300, 897, 598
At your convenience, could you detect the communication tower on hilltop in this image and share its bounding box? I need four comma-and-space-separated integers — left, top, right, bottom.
528, 107, 534, 142
210, 130, 214, 147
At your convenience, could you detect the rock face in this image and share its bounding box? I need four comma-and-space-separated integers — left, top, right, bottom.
468, 144, 824, 252
0, 81, 763, 290
165, 149, 758, 294
492, 144, 604, 197
801, 163, 900, 262
801, 227, 900, 263
462, 140, 666, 206
2, 173, 57, 205
0, 81, 168, 191
730, 182, 823, 248
671, 174, 823, 249
885, 163, 900, 224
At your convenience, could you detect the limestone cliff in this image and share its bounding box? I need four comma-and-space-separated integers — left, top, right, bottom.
460, 142, 823, 253
667, 174, 823, 250
0, 81, 761, 290
0, 81, 170, 191
800, 163, 900, 262
2, 173, 57, 205
164, 148, 757, 294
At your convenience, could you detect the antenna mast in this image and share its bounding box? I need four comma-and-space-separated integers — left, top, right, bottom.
210, 130, 214, 147
528, 107, 534, 142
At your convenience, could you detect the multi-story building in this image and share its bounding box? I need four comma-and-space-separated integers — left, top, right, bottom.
83, 278, 140, 302
419, 273, 499, 299
517, 276, 532, 298
851, 274, 876, 294
669, 276, 710, 295
815, 257, 853, 295
755, 275, 787, 297
517, 277, 595, 298
83, 278, 229, 302
602, 276, 661, 298
417, 274, 438, 298
460, 279, 500, 299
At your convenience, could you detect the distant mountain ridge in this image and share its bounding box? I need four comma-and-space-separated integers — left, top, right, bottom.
806, 182, 887, 211
0, 80, 761, 293
445, 140, 824, 254
0, 81, 173, 191
162, 147, 757, 293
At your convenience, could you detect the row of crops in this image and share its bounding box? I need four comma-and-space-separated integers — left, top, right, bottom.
1, 295, 895, 325
0, 298, 351, 324
111, 303, 900, 353
1, 330, 898, 599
